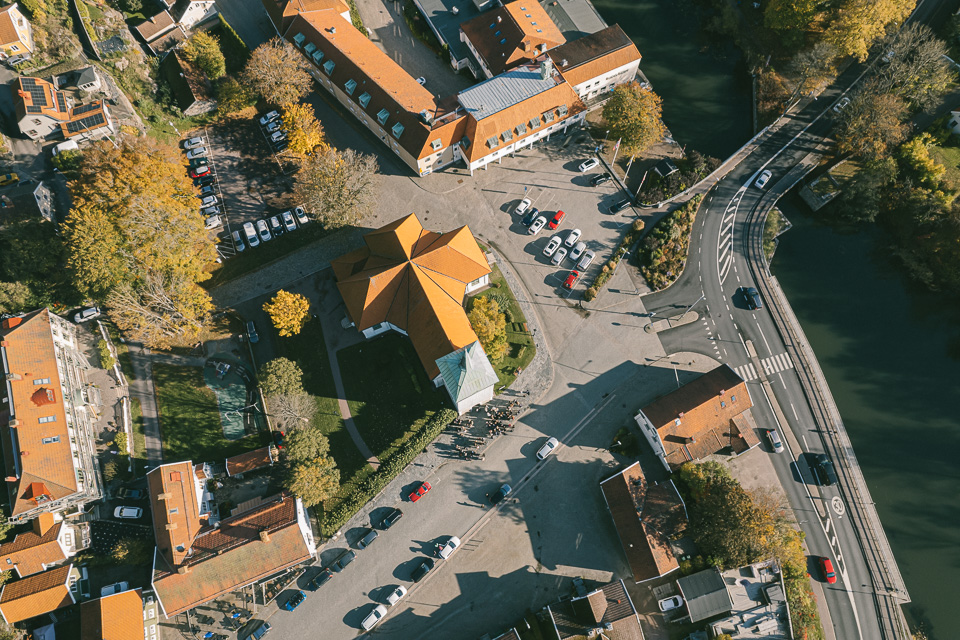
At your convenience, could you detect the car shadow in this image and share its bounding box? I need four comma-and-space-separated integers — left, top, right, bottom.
393, 557, 428, 582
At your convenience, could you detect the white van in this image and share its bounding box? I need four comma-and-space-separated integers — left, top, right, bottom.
52, 140, 80, 156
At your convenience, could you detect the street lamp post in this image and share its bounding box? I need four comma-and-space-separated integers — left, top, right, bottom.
168, 121, 180, 137
681, 294, 706, 318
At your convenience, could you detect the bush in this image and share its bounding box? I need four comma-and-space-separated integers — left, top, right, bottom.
583, 287, 597, 301
637, 196, 702, 291
114, 431, 128, 453
97, 339, 115, 370
103, 459, 119, 482
638, 151, 720, 204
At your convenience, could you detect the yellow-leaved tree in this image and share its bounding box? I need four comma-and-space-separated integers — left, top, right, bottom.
601, 82, 666, 156
263, 290, 310, 336
243, 37, 312, 106
467, 295, 508, 362
281, 102, 327, 157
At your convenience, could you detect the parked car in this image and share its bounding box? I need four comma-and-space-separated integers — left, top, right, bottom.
409, 481, 431, 502
361, 604, 388, 630
521, 207, 540, 226
569, 241, 586, 262
410, 558, 434, 583
294, 206, 309, 226
820, 556, 838, 584
591, 173, 612, 186
515, 198, 532, 215
269, 215, 284, 237
243, 221, 260, 248
658, 595, 684, 612
266, 120, 282, 133
548, 210, 565, 230
543, 235, 562, 257
5, 54, 29, 67
437, 536, 460, 560
609, 198, 632, 213
358, 528, 379, 549
186, 147, 207, 160
564, 228, 581, 247
256, 219, 272, 242
194, 175, 215, 187
307, 568, 333, 590
188, 157, 208, 169
114, 506, 142, 519
199, 195, 218, 207
199, 184, 217, 197
259, 110, 280, 125
246, 320, 259, 344
182, 136, 203, 150
536, 437, 559, 460
73, 306, 101, 323
415, 76, 426, 85
274, 139, 289, 152
490, 483, 512, 505
200, 205, 218, 219
282, 210, 297, 232
231, 230, 246, 252
577, 250, 596, 271
0, 173, 19, 187
117, 487, 144, 499
380, 507, 403, 530
812, 453, 838, 486
272, 430, 284, 449
754, 170, 772, 189
101, 581, 129, 596
562, 271, 580, 290
334, 549, 357, 572
578, 158, 599, 172
282, 590, 306, 612
270, 130, 287, 143
248, 621, 271, 639
741, 286, 762, 310
832, 97, 850, 114
204, 214, 222, 230
189, 166, 210, 178
528, 216, 547, 235
551, 247, 567, 266
385, 585, 407, 606
767, 429, 784, 454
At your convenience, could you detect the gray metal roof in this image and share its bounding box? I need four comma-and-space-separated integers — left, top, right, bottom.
677, 568, 733, 623
458, 66, 557, 121
436, 341, 498, 402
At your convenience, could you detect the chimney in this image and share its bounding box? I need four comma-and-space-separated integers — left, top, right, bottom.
177, 565, 190, 575
5, 477, 16, 483
496, 15, 502, 22
157, 492, 172, 501
165, 523, 178, 531
1, 317, 21, 329
330, 26, 336, 34
259, 529, 270, 543
561, 58, 568, 67
539, 58, 553, 80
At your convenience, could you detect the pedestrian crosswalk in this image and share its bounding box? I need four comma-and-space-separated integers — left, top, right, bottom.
734, 352, 794, 382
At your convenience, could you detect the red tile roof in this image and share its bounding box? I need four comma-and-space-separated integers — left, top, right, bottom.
0, 310, 80, 517
262, 0, 349, 32
548, 25, 641, 88
548, 580, 643, 640
80, 588, 144, 640
147, 461, 205, 569
225, 446, 273, 476
460, 1, 565, 76
135, 10, 176, 42
0, 563, 74, 624
0, 516, 64, 577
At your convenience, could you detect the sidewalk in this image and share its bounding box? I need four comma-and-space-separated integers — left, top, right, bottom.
127, 343, 163, 467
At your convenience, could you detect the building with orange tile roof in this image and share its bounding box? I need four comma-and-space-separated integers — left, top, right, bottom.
225, 446, 274, 477
80, 588, 151, 640
545, 579, 644, 640
332, 214, 499, 413
0, 512, 89, 577
0, 310, 102, 522
459, 0, 565, 79
150, 491, 315, 617
262, 0, 349, 34
0, 563, 74, 624
146, 461, 213, 569
12, 77, 114, 141
548, 25, 641, 102
600, 462, 687, 583
635, 364, 760, 470
0, 3, 33, 59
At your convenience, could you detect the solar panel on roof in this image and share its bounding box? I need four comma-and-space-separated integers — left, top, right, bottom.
72, 102, 101, 116
20, 77, 49, 108
56, 92, 66, 112
26, 105, 41, 113
64, 112, 106, 134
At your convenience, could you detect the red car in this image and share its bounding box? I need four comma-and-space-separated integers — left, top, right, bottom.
548, 210, 566, 230
563, 270, 580, 289
820, 557, 837, 584
189, 165, 210, 178
409, 481, 431, 502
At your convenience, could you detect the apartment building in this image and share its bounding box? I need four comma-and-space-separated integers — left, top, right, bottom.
0, 512, 90, 577
459, 1, 566, 79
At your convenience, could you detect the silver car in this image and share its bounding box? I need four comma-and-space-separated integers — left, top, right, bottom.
294, 206, 309, 225
551, 247, 567, 265
282, 210, 297, 231
243, 221, 259, 247
564, 228, 582, 247
186, 147, 207, 159
256, 219, 272, 242
569, 241, 586, 261
204, 214, 222, 229
182, 136, 203, 149
199, 195, 218, 207
577, 250, 596, 271
231, 230, 246, 252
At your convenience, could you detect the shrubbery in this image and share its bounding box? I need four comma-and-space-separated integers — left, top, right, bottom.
637, 151, 720, 204
637, 196, 701, 291
97, 339, 115, 370
583, 219, 645, 301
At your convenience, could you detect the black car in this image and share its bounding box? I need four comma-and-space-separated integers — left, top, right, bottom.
334, 549, 357, 572
274, 139, 289, 152
490, 483, 512, 505
357, 527, 379, 549
411, 557, 434, 583
812, 454, 838, 486
248, 622, 271, 639
521, 207, 540, 226
591, 173, 612, 186
741, 286, 762, 310
608, 198, 632, 213
307, 568, 333, 590
194, 175, 215, 187
380, 507, 403, 530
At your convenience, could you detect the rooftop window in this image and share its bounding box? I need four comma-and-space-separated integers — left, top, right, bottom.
531, 21, 537, 25
515, 122, 527, 135
495, 30, 501, 36
293, 33, 305, 46
500, 38, 506, 44
312, 50, 324, 64
323, 60, 335, 75
345, 79, 357, 95
38, 415, 56, 424
391, 122, 404, 139
304, 42, 316, 55
525, 13, 531, 17
543, 110, 556, 122
32, 378, 50, 385
377, 108, 390, 125
358, 92, 371, 108
487, 136, 498, 148
460, 135, 471, 148
431, 139, 442, 150
501, 129, 513, 141
41, 436, 60, 444
536, 29, 542, 33
489, 22, 495, 28
558, 104, 568, 116
529, 117, 540, 129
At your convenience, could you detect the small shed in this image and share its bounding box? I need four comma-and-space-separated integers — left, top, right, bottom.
653, 158, 679, 178
677, 568, 733, 623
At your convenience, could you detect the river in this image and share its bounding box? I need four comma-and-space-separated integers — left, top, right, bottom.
593, 2, 959, 637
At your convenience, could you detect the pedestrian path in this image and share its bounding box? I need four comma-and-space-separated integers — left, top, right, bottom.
734, 352, 794, 382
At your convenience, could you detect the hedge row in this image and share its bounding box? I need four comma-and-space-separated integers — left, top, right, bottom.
320, 408, 456, 536
583, 219, 645, 301
636, 195, 702, 291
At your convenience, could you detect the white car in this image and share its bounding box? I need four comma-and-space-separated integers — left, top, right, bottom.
199, 195, 218, 207
186, 147, 207, 160
564, 228, 582, 247
543, 235, 562, 257
182, 136, 203, 149
536, 437, 559, 460
361, 604, 388, 631
243, 221, 260, 247
204, 214, 222, 229
438, 536, 461, 560
259, 110, 279, 125
386, 585, 407, 606
73, 306, 101, 323
256, 219, 272, 242
282, 210, 297, 232
416, 76, 426, 86
528, 216, 547, 236
569, 241, 586, 261
577, 250, 596, 271
578, 158, 599, 172
201, 205, 219, 217
266, 120, 282, 133
832, 96, 851, 114
100, 581, 129, 597
294, 206, 309, 225
658, 595, 685, 612
114, 506, 142, 519
231, 230, 246, 252
515, 198, 532, 215
754, 170, 772, 189
551, 247, 567, 265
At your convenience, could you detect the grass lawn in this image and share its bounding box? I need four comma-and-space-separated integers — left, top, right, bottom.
468, 265, 536, 392
338, 333, 445, 461
929, 139, 960, 194
129, 398, 148, 477
274, 320, 373, 507
153, 363, 263, 462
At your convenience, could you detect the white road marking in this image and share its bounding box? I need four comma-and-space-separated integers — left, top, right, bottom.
791, 403, 799, 420
756, 323, 772, 353
734, 352, 793, 381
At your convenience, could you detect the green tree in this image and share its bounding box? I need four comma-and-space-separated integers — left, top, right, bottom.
281, 102, 327, 157
832, 157, 897, 222
897, 134, 947, 192
286, 457, 339, 508
0, 281, 33, 314
114, 430, 128, 453
468, 296, 508, 361
292, 148, 379, 228
183, 32, 226, 79
215, 76, 255, 114
602, 81, 666, 156
103, 459, 119, 482
110, 538, 152, 565
97, 339, 116, 370
285, 427, 330, 464
263, 290, 310, 337
258, 357, 305, 397
243, 36, 312, 105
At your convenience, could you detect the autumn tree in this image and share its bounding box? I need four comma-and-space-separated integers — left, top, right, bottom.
110, 538, 152, 565
243, 37, 312, 106
269, 393, 318, 433
281, 102, 327, 157
0, 281, 32, 314
292, 148, 379, 228
874, 24, 955, 111
468, 296, 508, 361
258, 357, 305, 397
106, 271, 212, 349
285, 427, 331, 464
602, 82, 666, 156
263, 290, 310, 337
286, 456, 339, 508
823, 0, 913, 61
764, 0, 826, 39
183, 31, 226, 80
215, 76, 255, 114
834, 85, 909, 161
832, 158, 897, 222
789, 42, 838, 97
